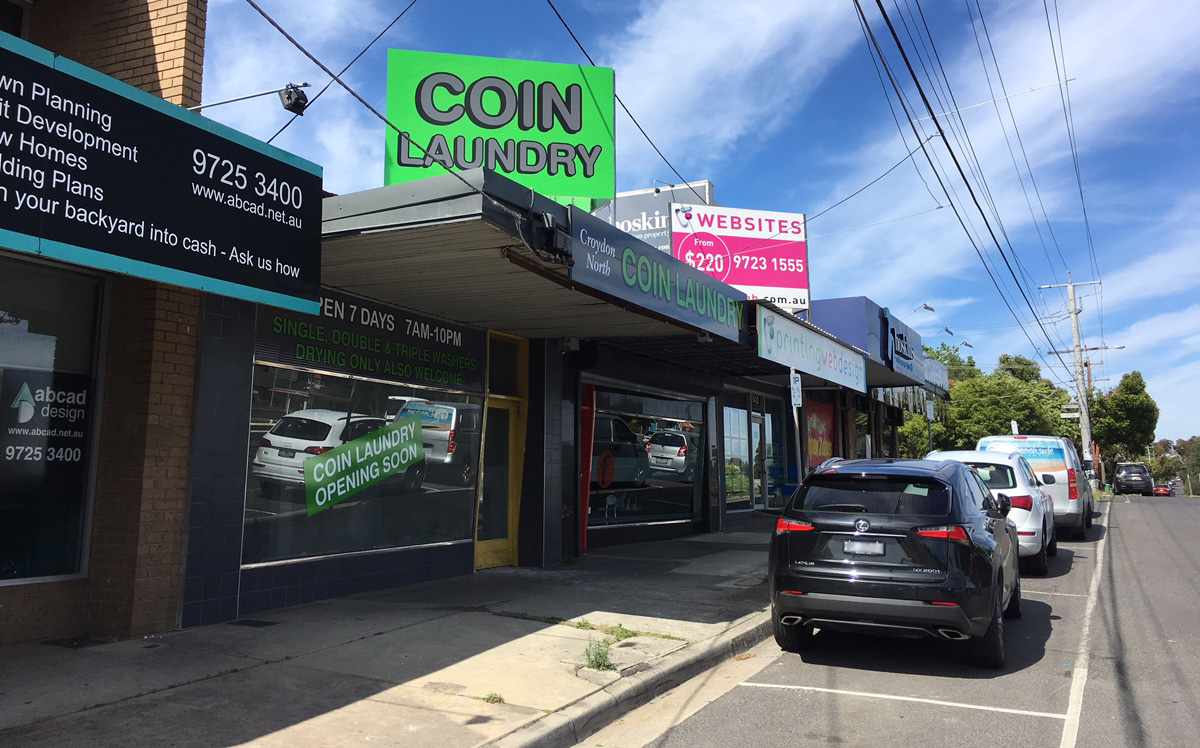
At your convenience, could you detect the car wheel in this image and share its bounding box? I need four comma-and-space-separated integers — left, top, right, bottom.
1023, 543, 1049, 576
1046, 525, 1059, 557
1085, 504, 1094, 528
633, 464, 647, 487
458, 461, 476, 486
772, 605, 814, 652
970, 601, 1006, 669
404, 462, 426, 492
1003, 576, 1023, 619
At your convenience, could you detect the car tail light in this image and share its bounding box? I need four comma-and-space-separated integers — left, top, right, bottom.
303, 445, 332, 455
916, 525, 970, 544
647, 442, 652, 454
775, 517, 814, 534
259, 437, 272, 448
930, 601, 959, 606
1018, 531, 1036, 537
1068, 469, 1079, 500
447, 429, 457, 454
1009, 495, 1034, 510
677, 444, 688, 457
779, 589, 805, 596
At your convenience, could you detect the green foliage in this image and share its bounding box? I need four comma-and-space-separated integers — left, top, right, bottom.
925, 343, 981, 381
996, 354, 1041, 383
941, 368, 1073, 449
585, 637, 615, 671
483, 692, 504, 704
1090, 371, 1160, 478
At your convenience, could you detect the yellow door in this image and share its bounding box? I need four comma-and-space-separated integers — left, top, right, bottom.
474, 400, 523, 569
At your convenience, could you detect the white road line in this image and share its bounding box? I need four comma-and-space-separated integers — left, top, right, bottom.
739, 682, 1067, 720
1022, 590, 1089, 598
1060, 503, 1110, 748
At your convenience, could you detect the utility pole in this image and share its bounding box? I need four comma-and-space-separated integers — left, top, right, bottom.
1042, 274, 1102, 485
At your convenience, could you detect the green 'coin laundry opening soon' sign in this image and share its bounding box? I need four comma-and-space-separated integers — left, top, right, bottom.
304, 416, 425, 516
385, 49, 615, 202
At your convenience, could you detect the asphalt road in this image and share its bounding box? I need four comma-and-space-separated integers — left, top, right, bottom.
582, 494, 1200, 748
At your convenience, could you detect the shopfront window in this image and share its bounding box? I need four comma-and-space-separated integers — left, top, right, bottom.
763, 398, 788, 510
1, 257, 101, 582
587, 388, 703, 526
724, 396, 751, 511
242, 364, 483, 564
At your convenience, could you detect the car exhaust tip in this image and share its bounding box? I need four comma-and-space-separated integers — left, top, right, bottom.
779, 616, 804, 626
937, 628, 969, 641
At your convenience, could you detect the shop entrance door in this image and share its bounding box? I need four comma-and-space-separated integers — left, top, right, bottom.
751, 414, 766, 510
475, 401, 522, 569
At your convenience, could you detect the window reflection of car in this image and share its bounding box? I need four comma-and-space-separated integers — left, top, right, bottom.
395, 401, 481, 486
251, 408, 425, 499
646, 430, 700, 481
591, 413, 648, 487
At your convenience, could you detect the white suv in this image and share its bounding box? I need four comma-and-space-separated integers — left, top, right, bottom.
252, 409, 424, 498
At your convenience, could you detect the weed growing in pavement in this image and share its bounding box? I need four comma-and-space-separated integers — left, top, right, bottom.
585, 637, 615, 670
483, 692, 504, 704
607, 622, 637, 641
558, 619, 683, 641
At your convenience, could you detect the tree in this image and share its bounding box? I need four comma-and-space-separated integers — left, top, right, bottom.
996, 354, 1041, 383
926, 343, 980, 382
1090, 371, 1160, 479
943, 368, 1072, 449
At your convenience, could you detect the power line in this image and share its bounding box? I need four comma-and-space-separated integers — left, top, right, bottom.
267, 0, 421, 144
543, 0, 706, 205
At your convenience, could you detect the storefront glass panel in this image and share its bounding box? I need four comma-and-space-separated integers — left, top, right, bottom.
587, 388, 703, 526
242, 363, 482, 564
0, 257, 101, 581
723, 402, 752, 511
764, 397, 788, 510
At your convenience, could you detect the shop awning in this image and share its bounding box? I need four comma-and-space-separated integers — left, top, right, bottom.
321, 169, 789, 378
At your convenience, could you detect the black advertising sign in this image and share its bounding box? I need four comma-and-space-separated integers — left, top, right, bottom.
255, 289, 487, 392
568, 207, 748, 343
0, 33, 321, 313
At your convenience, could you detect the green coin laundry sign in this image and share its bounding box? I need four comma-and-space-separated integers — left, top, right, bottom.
385, 49, 615, 201
304, 416, 425, 516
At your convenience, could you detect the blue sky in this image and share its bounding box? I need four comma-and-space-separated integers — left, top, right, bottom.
201, 0, 1200, 442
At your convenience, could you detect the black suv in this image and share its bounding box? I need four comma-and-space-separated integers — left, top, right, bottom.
769, 458, 1021, 668
1113, 462, 1153, 496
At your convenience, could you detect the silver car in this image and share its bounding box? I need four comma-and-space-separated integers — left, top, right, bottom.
927, 449, 1056, 575
646, 430, 700, 482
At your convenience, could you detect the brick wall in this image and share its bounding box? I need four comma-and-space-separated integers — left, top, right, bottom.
0, 1, 207, 644
30, 0, 206, 108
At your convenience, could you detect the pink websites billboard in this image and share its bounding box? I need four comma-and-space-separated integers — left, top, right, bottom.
670, 204, 809, 311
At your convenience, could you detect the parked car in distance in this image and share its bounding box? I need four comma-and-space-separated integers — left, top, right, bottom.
252, 409, 425, 498
927, 449, 1056, 575
977, 434, 1094, 540
769, 458, 1021, 668
1114, 462, 1154, 497
646, 429, 700, 481
1154, 484, 1172, 496
396, 401, 481, 486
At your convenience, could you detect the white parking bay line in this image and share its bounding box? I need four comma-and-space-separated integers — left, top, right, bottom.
738, 683, 1067, 720
1023, 590, 1089, 598
1060, 503, 1110, 748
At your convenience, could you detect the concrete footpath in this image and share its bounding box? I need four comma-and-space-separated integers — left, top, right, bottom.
0, 514, 775, 748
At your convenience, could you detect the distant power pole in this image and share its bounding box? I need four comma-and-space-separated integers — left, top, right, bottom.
1041, 274, 1102, 473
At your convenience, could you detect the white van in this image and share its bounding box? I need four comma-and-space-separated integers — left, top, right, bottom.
396, 401, 482, 486
976, 434, 1094, 540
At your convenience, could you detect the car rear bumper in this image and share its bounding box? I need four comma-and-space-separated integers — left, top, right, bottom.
772, 589, 991, 639
1053, 500, 1087, 529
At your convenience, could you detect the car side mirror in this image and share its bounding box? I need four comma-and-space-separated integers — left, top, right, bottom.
994, 493, 1012, 517
1041, 474, 1057, 485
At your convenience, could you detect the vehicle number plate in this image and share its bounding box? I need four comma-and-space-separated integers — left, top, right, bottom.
277, 448, 296, 458
843, 539, 885, 556
654, 457, 669, 464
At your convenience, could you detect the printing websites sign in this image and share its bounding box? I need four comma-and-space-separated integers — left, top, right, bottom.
568, 207, 748, 343
671, 204, 809, 311
0, 33, 322, 313
757, 306, 866, 392
384, 50, 615, 202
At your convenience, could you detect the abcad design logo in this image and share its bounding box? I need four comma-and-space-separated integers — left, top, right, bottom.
11, 382, 35, 424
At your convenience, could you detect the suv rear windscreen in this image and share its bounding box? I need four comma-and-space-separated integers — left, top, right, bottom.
1118, 465, 1150, 477
270, 417, 332, 441
966, 462, 1016, 490
797, 476, 950, 515
650, 433, 686, 447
